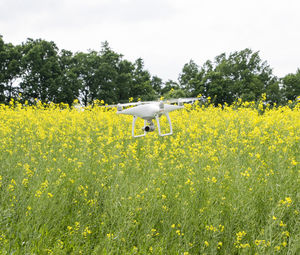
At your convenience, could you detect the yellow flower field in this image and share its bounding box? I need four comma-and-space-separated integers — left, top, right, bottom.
0, 100, 299, 254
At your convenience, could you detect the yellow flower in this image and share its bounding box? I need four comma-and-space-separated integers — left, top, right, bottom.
82, 226, 92, 237
22, 178, 29, 187
291, 159, 298, 166
275, 246, 281, 251
107, 233, 114, 239
282, 231, 289, 237
35, 190, 42, 198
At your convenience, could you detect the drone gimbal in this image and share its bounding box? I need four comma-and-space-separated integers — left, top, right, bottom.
131, 113, 173, 138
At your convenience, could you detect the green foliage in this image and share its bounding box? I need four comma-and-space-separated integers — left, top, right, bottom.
0, 38, 159, 105
281, 69, 300, 102
161, 79, 180, 95
20, 39, 62, 103
72, 46, 157, 105
0, 35, 300, 105
180, 49, 282, 105
163, 88, 186, 99
179, 60, 205, 96
0, 35, 22, 103
56, 49, 81, 105
151, 75, 163, 95
129, 58, 156, 101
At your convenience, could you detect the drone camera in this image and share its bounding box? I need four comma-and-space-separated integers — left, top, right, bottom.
143, 125, 155, 132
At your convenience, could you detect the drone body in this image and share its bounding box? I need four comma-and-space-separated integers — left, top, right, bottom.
117, 102, 183, 120
116, 101, 184, 137
114, 98, 201, 138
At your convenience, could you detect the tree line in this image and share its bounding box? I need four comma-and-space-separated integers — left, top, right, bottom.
1, 35, 299, 106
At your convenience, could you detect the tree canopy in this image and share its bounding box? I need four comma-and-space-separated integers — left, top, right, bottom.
179, 49, 282, 105
0, 35, 299, 106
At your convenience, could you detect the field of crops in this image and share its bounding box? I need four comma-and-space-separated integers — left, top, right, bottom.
0, 100, 299, 254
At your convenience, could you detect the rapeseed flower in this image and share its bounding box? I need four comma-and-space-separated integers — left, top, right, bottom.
0, 100, 299, 254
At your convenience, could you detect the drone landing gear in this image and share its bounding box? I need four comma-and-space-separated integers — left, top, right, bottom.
155, 113, 173, 137
131, 113, 173, 138
132, 116, 147, 137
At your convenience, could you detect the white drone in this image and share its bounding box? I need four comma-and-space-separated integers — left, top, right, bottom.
112, 98, 199, 138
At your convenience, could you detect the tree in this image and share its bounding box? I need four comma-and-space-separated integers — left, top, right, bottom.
74, 42, 123, 105
130, 58, 156, 101
20, 39, 62, 103
0, 36, 4, 102
115, 59, 135, 102
206, 49, 279, 104
73, 43, 158, 105
163, 88, 186, 99
161, 79, 180, 95
56, 49, 82, 105
179, 60, 205, 96
281, 69, 300, 102
179, 49, 280, 105
0, 36, 22, 103
151, 75, 163, 95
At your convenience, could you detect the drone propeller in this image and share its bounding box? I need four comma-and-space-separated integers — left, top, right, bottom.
167, 97, 202, 105
106, 97, 203, 110
106, 100, 157, 110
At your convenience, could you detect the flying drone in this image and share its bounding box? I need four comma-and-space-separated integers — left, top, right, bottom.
111, 98, 200, 138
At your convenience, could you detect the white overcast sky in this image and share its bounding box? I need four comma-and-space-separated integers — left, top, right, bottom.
1, 0, 300, 81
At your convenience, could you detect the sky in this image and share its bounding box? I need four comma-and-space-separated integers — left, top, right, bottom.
1, 0, 300, 81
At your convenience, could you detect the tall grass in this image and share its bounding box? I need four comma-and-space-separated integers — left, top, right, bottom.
0, 100, 299, 254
